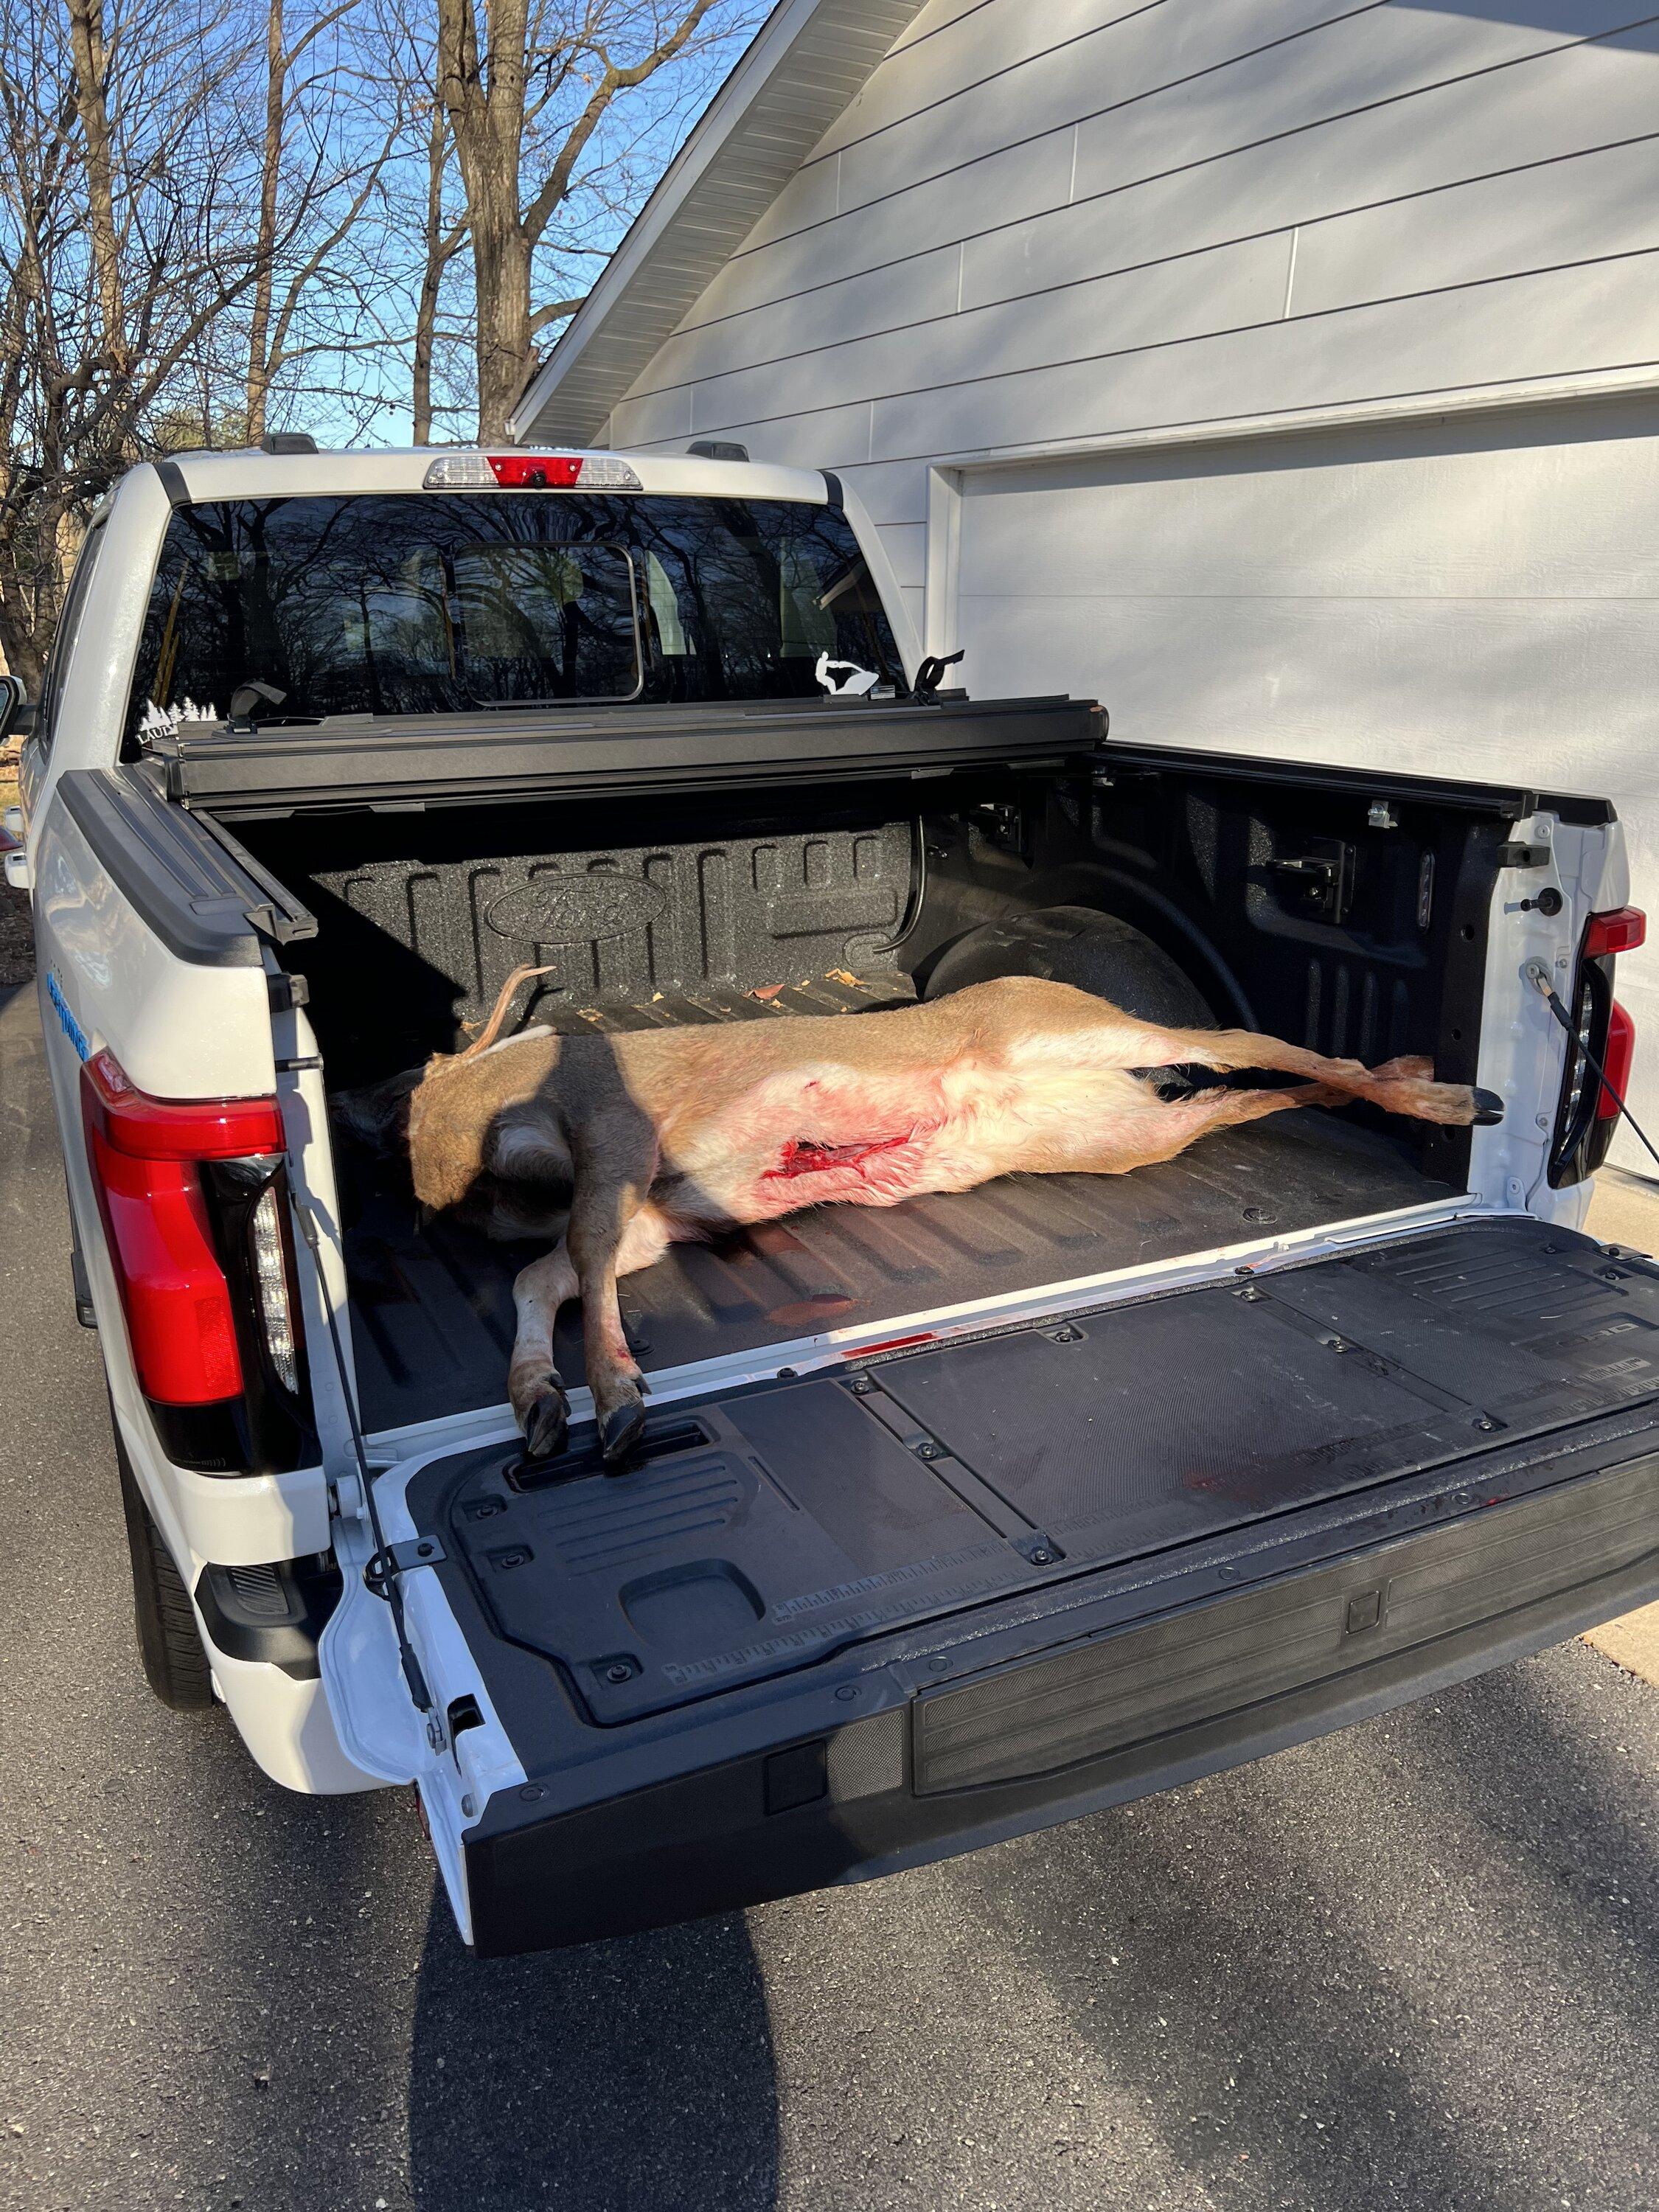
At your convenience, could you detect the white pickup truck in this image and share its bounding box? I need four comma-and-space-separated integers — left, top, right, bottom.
8, 438, 1659, 1957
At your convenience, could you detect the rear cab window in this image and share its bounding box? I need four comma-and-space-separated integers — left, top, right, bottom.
125, 492, 905, 743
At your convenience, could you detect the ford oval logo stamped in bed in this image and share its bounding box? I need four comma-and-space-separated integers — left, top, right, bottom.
484, 874, 668, 945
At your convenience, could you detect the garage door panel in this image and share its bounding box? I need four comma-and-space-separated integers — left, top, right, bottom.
957, 590, 1659, 773
956, 408, 1659, 608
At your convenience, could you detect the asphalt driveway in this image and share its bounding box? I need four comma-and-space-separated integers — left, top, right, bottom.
3, 979, 1657, 2212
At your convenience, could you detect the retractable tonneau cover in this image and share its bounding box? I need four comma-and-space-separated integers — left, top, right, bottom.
143, 695, 1098, 820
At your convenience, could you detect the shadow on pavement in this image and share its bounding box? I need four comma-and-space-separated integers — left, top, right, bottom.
970, 1650, 1659, 2211
1394, 1652, 1659, 1973
406, 1895, 779, 2211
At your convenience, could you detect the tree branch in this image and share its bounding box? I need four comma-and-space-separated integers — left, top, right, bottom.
521, 0, 717, 248
529, 293, 585, 334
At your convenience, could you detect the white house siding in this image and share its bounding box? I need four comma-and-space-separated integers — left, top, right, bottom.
602, 0, 1659, 1165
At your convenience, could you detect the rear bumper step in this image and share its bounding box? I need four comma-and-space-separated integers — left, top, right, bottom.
196, 1554, 342, 1680
460, 1444, 1659, 1955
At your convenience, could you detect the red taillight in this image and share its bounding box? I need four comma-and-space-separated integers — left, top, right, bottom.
1585, 907, 1646, 959
1599, 1000, 1635, 1119
86, 1133, 243, 1401
1550, 906, 1644, 1185
83, 1050, 284, 1160
81, 1051, 282, 1407
487, 453, 582, 488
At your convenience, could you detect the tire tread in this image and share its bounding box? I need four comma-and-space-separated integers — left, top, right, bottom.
114, 1424, 215, 1712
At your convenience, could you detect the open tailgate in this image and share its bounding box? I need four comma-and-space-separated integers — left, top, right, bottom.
322, 1216, 1659, 1953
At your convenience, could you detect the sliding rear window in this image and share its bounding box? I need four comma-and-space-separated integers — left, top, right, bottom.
126, 492, 903, 739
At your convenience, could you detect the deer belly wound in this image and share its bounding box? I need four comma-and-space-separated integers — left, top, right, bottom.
765, 1130, 918, 1181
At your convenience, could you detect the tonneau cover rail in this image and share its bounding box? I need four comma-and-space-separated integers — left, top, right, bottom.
143, 694, 1100, 820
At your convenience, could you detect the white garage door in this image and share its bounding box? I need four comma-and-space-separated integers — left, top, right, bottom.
948, 392, 1659, 1176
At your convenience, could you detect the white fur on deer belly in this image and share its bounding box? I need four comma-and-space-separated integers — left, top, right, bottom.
767, 1057, 1157, 1204
700, 1050, 1144, 1219
675, 1061, 960, 1218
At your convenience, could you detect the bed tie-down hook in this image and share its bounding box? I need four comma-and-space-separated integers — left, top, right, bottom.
1524, 959, 1659, 1173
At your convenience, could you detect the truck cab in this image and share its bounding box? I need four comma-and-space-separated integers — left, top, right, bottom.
11, 440, 1659, 1955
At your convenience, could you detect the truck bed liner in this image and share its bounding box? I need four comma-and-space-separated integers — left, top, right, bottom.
347, 1107, 1453, 1433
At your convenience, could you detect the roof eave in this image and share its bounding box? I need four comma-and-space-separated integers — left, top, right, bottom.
507, 0, 927, 448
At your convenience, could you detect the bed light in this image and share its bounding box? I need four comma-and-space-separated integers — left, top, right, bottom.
422, 452, 643, 491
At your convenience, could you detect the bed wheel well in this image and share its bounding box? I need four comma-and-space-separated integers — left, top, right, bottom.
919, 904, 1220, 1031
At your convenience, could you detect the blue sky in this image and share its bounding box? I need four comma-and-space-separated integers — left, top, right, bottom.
297, 2, 766, 448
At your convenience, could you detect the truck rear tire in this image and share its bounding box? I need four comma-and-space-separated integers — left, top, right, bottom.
113, 1422, 216, 1712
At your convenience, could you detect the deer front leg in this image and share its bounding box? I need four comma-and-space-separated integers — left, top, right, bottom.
509, 1243, 580, 1460
508, 1206, 680, 1462
567, 1181, 677, 1466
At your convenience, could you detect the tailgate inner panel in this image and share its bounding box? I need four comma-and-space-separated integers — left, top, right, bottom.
406, 1218, 1659, 1725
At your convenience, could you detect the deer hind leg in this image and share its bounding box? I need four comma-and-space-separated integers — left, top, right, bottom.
1063, 1079, 1352, 1175
1095, 1015, 1501, 1130
1345, 1053, 1504, 1127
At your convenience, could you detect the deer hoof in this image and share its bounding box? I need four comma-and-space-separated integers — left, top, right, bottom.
600, 1397, 647, 1467
1471, 1088, 1505, 1126
521, 1380, 569, 1461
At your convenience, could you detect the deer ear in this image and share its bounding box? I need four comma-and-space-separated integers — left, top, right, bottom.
490, 1119, 573, 1187
331, 1068, 419, 1153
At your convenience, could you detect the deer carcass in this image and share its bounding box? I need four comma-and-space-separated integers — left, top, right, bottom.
386, 967, 1501, 1464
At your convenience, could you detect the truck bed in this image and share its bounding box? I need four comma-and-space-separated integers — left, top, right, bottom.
345, 1103, 1453, 1433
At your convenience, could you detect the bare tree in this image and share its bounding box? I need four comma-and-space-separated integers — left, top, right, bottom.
0, 0, 765, 679
411, 95, 470, 442
246, 0, 408, 443
433, 0, 753, 439
63, 0, 127, 382
360, 0, 478, 442
0, 0, 405, 684
0, 1, 244, 681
